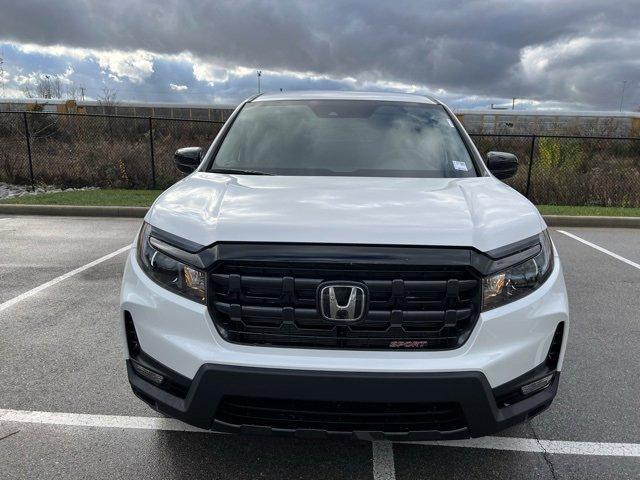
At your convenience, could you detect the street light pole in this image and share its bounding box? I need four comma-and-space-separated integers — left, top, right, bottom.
619, 80, 627, 112
257, 70, 262, 94
0, 46, 5, 98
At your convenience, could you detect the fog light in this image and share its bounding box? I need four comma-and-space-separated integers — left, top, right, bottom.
132, 361, 164, 385
520, 373, 554, 396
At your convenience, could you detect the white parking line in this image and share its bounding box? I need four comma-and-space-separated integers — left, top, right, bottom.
557, 230, 640, 270
410, 437, 640, 457
0, 245, 131, 313
372, 442, 396, 480
0, 408, 204, 432
1, 408, 639, 457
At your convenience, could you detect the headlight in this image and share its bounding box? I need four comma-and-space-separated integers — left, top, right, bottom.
137, 223, 206, 303
482, 230, 554, 311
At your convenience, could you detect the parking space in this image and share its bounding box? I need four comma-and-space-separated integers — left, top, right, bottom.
0, 216, 140, 303
534, 230, 640, 444
1, 424, 373, 480
393, 444, 640, 479
556, 228, 640, 266
0, 216, 639, 479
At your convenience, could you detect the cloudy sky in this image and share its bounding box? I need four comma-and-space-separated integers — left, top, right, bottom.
0, 0, 638, 110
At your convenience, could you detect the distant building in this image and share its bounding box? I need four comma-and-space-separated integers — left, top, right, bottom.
0, 98, 236, 122
2, 98, 639, 136
454, 109, 640, 137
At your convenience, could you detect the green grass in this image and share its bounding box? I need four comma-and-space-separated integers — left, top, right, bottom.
2, 189, 640, 217
0, 189, 163, 207
536, 205, 640, 217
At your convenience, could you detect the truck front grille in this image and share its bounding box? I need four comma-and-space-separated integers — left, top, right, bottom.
208, 260, 481, 350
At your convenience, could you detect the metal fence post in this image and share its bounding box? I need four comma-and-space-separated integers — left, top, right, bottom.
524, 135, 536, 199
22, 111, 35, 191
148, 117, 156, 189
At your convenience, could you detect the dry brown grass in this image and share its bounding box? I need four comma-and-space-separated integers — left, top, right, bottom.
472, 135, 640, 207
0, 113, 222, 189
1, 113, 639, 206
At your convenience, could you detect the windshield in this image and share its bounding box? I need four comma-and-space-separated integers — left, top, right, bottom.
211, 100, 477, 177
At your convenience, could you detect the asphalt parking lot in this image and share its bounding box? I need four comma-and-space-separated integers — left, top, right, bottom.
0, 215, 638, 479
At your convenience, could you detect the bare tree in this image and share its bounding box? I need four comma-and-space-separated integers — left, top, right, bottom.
22, 83, 34, 98
23, 75, 63, 99
97, 86, 119, 114
65, 83, 81, 101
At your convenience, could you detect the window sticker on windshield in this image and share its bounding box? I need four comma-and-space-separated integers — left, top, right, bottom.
446, 118, 455, 128
452, 160, 468, 171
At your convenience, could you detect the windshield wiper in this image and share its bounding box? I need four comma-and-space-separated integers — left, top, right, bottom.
209, 167, 274, 176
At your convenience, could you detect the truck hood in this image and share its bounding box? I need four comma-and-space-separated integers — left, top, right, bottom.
146, 173, 545, 253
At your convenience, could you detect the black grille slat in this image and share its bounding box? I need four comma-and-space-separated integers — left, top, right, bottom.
209, 260, 481, 350
223, 402, 459, 419
216, 396, 467, 433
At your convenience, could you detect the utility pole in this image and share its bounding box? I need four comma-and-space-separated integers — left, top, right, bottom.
80, 86, 86, 101
512, 97, 516, 110
619, 80, 627, 112
257, 70, 262, 93
0, 46, 5, 97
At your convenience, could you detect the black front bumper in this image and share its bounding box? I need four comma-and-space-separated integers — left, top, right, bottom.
127, 360, 559, 441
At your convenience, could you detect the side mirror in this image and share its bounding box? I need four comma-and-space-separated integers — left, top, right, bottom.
486, 151, 518, 180
174, 147, 203, 174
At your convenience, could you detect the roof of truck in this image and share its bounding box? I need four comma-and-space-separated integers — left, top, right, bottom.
252, 90, 439, 104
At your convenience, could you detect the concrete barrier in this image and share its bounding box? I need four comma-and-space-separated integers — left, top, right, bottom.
543, 215, 640, 229
0, 204, 147, 218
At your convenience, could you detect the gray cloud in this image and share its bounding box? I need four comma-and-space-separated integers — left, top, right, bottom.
1, 0, 639, 109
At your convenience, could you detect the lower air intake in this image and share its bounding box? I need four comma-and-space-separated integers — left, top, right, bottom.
215, 396, 467, 433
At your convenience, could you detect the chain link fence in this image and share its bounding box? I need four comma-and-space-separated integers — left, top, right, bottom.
470, 133, 640, 207
1, 111, 639, 206
0, 111, 224, 190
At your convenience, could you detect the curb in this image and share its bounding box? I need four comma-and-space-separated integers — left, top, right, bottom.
1, 204, 640, 228
0, 204, 147, 218
542, 215, 640, 229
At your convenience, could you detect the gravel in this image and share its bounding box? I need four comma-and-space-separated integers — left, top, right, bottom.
0, 182, 98, 200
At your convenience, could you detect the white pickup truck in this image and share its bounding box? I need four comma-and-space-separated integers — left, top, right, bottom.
120, 91, 569, 440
